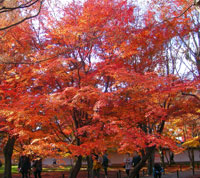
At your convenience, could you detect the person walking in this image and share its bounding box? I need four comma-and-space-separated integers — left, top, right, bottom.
52, 158, 57, 165
123, 153, 132, 176
102, 153, 109, 178
153, 163, 163, 178
92, 154, 102, 178
32, 156, 42, 178
18, 154, 31, 178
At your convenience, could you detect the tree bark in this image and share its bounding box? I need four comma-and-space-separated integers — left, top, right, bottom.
87, 156, 93, 178
147, 149, 155, 175
69, 156, 82, 178
191, 148, 195, 175
164, 150, 169, 165
188, 148, 195, 175
3, 136, 16, 178
129, 146, 155, 178
159, 148, 165, 168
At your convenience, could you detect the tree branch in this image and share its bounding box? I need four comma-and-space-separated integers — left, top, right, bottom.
0, 0, 44, 31
151, 3, 195, 28
0, 0, 40, 13
182, 92, 200, 102
0, 52, 65, 65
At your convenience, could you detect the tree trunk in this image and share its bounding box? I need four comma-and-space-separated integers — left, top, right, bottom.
147, 149, 155, 175
69, 156, 82, 178
188, 147, 195, 175
129, 146, 155, 178
191, 148, 195, 175
164, 150, 169, 165
87, 156, 93, 178
169, 151, 175, 165
195, 55, 200, 76
3, 136, 15, 178
159, 148, 165, 169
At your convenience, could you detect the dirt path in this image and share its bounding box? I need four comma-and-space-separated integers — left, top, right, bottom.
7, 165, 200, 178
12, 171, 122, 178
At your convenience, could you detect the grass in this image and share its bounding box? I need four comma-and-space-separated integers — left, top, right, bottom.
42, 165, 71, 172
0, 165, 19, 174
0, 165, 72, 175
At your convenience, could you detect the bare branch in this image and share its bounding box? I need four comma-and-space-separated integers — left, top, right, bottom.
182, 92, 200, 102
0, 0, 44, 31
166, 4, 194, 21
0, 52, 66, 65
151, 3, 195, 28
0, 0, 40, 13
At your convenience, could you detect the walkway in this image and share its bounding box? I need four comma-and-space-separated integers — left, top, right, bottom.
10, 169, 200, 178
140, 170, 200, 178
116, 169, 200, 178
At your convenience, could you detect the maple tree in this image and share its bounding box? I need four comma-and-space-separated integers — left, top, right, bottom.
34, 1, 199, 178
164, 90, 200, 174
142, 0, 200, 175
0, 19, 45, 177
0, 0, 200, 178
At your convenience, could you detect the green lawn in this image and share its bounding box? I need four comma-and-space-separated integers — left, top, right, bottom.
0, 165, 19, 174
0, 165, 72, 174
42, 166, 71, 172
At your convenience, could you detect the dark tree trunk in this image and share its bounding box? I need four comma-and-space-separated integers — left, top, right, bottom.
188, 148, 195, 175
70, 109, 83, 178
164, 150, 169, 165
87, 156, 93, 178
147, 149, 155, 175
169, 151, 175, 165
129, 146, 155, 178
195, 55, 200, 76
3, 136, 15, 178
159, 148, 165, 168
69, 156, 82, 178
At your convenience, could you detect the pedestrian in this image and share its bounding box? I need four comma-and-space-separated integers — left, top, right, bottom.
92, 154, 102, 178
53, 158, 57, 165
32, 156, 42, 178
132, 152, 141, 178
123, 153, 132, 176
170, 152, 175, 165
153, 163, 163, 178
0, 159, 2, 167
102, 152, 109, 178
18, 154, 31, 178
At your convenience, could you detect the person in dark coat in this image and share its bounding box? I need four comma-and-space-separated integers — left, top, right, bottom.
18, 155, 31, 178
0, 159, 2, 167
32, 157, 42, 178
102, 153, 109, 178
153, 163, 164, 178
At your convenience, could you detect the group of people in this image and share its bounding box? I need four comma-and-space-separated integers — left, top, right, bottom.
18, 154, 42, 178
124, 153, 164, 178
92, 153, 109, 178
18, 152, 163, 178
124, 153, 141, 177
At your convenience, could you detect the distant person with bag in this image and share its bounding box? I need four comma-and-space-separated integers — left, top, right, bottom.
18, 154, 31, 178
123, 153, 132, 176
153, 163, 164, 178
93, 154, 102, 178
32, 156, 42, 178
